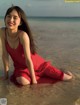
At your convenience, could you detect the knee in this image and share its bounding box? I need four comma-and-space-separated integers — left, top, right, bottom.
16, 77, 30, 85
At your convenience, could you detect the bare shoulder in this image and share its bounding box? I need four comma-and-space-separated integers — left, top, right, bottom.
19, 30, 29, 39
19, 30, 29, 44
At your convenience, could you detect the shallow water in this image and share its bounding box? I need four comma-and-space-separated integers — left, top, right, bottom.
0, 19, 80, 105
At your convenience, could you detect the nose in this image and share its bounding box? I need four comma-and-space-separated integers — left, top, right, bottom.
9, 17, 14, 22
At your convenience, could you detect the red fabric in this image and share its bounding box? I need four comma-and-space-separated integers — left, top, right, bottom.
5, 39, 64, 87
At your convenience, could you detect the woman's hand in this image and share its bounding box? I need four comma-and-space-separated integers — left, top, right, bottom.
32, 78, 37, 84
0, 76, 10, 84
0, 76, 9, 80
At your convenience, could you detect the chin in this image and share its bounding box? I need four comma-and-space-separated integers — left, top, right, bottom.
6, 26, 14, 30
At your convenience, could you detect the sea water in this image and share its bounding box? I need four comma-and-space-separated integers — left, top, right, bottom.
0, 17, 80, 105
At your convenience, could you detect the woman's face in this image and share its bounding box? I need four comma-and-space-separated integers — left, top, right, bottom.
5, 10, 21, 30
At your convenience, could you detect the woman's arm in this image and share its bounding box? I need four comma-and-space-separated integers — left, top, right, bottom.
20, 31, 37, 84
0, 28, 9, 79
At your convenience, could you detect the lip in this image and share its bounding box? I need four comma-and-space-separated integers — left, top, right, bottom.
7, 22, 14, 26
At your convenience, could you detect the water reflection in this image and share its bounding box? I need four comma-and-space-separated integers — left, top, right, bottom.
0, 19, 80, 105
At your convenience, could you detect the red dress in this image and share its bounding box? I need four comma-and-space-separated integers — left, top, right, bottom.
5, 37, 64, 86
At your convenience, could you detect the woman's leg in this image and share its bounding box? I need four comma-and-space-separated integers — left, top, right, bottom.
43, 63, 73, 81
16, 76, 30, 85
14, 69, 31, 86
62, 71, 73, 81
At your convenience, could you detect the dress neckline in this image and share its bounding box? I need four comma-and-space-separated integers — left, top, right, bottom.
5, 28, 21, 50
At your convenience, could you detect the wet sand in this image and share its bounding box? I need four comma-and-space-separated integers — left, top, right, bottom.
0, 20, 80, 105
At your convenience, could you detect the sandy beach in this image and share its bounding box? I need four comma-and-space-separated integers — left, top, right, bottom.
0, 18, 80, 105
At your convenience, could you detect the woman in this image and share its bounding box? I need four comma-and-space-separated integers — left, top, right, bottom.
0, 6, 73, 86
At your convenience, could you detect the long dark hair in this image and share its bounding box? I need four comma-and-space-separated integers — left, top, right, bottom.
4, 6, 36, 54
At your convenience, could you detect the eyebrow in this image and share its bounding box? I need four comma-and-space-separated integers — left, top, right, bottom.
7, 14, 19, 17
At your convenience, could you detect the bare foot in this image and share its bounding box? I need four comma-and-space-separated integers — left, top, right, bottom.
63, 71, 73, 81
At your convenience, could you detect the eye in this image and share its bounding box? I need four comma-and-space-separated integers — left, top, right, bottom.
14, 16, 18, 19
7, 15, 11, 18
